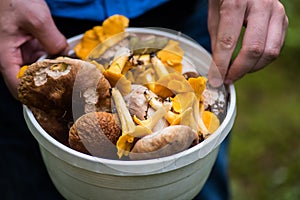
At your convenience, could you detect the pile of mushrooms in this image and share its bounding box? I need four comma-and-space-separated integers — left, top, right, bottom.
18, 29, 222, 160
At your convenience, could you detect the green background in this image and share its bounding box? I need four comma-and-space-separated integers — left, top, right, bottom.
229, 1, 300, 199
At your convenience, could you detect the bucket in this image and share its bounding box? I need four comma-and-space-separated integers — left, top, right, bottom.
23, 28, 236, 200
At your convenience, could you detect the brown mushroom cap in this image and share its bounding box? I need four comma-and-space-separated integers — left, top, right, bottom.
18, 57, 112, 119
69, 112, 121, 159
30, 107, 70, 146
129, 125, 199, 160
72, 61, 112, 119
18, 57, 85, 118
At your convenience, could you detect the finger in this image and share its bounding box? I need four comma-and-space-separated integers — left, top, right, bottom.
1, 64, 20, 98
0, 48, 23, 98
207, 0, 222, 87
20, 7, 68, 55
225, 3, 271, 83
21, 38, 46, 64
207, 0, 220, 52
0, 33, 34, 98
208, 1, 245, 86
250, 3, 288, 72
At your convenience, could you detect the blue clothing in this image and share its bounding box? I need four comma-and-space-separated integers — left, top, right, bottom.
0, 0, 230, 199
46, 0, 168, 21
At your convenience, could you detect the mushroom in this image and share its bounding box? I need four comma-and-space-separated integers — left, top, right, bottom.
124, 85, 151, 119
101, 47, 133, 96
156, 39, 184, 73
129, 125, 198, 160
129, 35, 168, 55
69, 112, 121, 159
74, 14, 129, 60
151, 55, 169, 79
112, 88, 169, 158
18, 57, 112, 146
18, 57, 83, 119
145, 90, 212, 137
30, 107, 70, 146
124, 84, 168, 132
18, 57, 111, 119
148, 56, 194, 98
144, 91, 193, 126
103, 47, 132, 86
72, 60, 112, 118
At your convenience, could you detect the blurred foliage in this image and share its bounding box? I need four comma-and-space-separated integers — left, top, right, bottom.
229, 1, 300, 199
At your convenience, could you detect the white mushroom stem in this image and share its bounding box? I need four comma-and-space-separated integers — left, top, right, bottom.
110, 47, 131, 73
134, 104, 170, 131
192, 98, 209, 135
144, 91, 179, 125
112, 88, 169, 158
112, 88, 169, 138
111, 88, 135, 134
151, 55, 169, 79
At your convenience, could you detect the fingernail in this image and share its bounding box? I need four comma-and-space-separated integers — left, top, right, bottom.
209, 77, 223, 88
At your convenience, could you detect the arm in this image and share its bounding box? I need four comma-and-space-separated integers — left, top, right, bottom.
0, 0, 68, 98
207, 0, 288, 86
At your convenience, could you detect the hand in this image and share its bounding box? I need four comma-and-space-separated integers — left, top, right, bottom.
207, 0, 288, 86
0, 0, 68, 98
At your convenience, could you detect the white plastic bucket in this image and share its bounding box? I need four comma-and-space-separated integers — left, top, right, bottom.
23, 28, 236, 200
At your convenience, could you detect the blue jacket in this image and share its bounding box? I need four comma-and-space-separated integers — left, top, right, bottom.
46, 0, 169, 21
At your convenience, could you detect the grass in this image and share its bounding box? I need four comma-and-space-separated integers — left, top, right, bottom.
229, 1, 300, 199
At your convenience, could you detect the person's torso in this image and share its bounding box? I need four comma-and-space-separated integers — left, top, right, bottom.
45, 0, 169, 21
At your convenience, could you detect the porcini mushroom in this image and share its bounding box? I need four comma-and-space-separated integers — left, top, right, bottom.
129, 125, 198, 160
18, 57, 112, 145
18, 57, 111, 118
18, 57, 84, 118
30, 107, 70, 146
69, 112, 121, 159
72, 60, 112, 118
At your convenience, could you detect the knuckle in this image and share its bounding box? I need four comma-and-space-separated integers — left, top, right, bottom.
244, 44, 264, 59
264, 47, 280, 61
218, 34, 235, 50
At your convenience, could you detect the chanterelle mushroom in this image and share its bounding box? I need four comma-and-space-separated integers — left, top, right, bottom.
112, 88, 169, 158
69, 112, 121, 159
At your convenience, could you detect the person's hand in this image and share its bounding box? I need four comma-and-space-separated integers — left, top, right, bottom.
0, 0, 68, 98
207, 0, 288, 86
